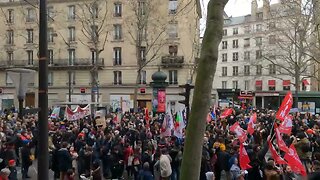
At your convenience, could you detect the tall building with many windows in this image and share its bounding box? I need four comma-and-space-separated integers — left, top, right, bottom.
213, 0, 314, 109
0, 0, 200, 111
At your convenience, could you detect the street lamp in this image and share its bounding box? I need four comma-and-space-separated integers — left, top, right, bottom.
6, 68, 36, 119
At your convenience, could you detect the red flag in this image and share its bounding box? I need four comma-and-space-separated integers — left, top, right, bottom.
247, 113, 257, 135
278, 115, 293, 135
239, 143, 252, 170
276, 91, 293, 121
230, 122, 247, 143
275, 128, 289, 153
268, 140, 287, 165
145, 108, 150, 127
220, 108, 233, 119
284, 144, 307, 176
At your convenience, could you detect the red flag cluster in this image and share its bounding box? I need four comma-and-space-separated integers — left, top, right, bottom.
220, 108, 233, 119
230, 122, 247, 143
276, 91, 293, 121
247, 113, 257, 135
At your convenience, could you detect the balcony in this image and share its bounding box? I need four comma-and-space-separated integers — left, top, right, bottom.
161, 55, 184, 68
0, 58, 105, 70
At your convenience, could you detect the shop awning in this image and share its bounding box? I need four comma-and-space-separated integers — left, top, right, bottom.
255, 80, 262, 86
238, 96, 254, 100
283, 80, 290, 86
302, 79, 310, 85
268, 80, 276, 87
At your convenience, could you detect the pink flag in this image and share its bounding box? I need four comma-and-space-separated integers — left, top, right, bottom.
247, 113, 257, 135
230, 122, 247, 143
239, 143, 252, 170
220, 108, 233, 119
276, 91, 293, 121
284, 144, 307, 176
275, 128, 289, 153
268, 140, 287, 165
278, 115, 293, 135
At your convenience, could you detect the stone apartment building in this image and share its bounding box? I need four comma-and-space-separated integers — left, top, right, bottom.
213, 0, 314, 109
0, 0, 200, 112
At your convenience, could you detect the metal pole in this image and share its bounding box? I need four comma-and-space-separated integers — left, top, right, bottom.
38, 0, 49, 179
68, 71, 72, 103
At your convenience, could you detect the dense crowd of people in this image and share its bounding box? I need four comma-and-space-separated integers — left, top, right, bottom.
0, 105, 319, 180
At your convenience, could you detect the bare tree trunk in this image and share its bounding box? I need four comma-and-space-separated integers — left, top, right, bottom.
294, 64, 299, 108
180, 0, 228, 179
133, 69, 141, 112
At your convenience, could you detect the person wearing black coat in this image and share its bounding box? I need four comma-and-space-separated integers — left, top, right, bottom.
21, 142, 32, 179
57, 142, 72, 180
51, 145, 61, 179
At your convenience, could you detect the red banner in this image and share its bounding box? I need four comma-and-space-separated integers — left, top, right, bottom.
157, 90, 166, 113
276, 91, 293, 121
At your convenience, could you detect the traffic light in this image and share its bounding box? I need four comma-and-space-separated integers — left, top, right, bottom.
178, 84, 194, 121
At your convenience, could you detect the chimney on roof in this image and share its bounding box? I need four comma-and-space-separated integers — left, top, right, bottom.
251, 0, 258, 20
263, 0, 271, 19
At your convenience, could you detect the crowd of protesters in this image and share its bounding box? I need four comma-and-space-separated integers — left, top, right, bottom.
0, 103, 319, 180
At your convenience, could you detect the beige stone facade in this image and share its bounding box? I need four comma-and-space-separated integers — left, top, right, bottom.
0, 0, 200, 112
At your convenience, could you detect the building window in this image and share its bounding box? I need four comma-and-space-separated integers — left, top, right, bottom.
91, 25, 98, 41
256, 24, 262, 32
244, 51, 250, 61
244, 65, 250, 76
232, 81, 238, 89
222, 81, 227, 89
169, 70, 178, 84
233, 28, 238, 35
232, 39, 238, 48
168, 23, 178, 38
244, 80, 250, 90
256, 50, 262, 59
47, 6, 54, 20
26, 8, 35, 22
232, 66, 238, 76
6, 72, 13, 86
138, 1, 146, 15
222, 53, 227, 62
232, 52, 238, 61
114, 3, 122, 17
269, 64, 276, 75
222, 67, 227, 76
268, 80, 276, 91
255, 80, 262, 91
269, 22, 276, 29
68, 49, 75, 65
48, 50, 53, 65
168, 0, 178, 14
223, 29, 227, 36
255, 37, 262, 46
222, 41, 228, 49
269, 35, 276, 44
169, 45, 178, 56
48, 28, 54, 42
256, 65, 262, 75
283, 80, 290, 90
27, 29, 33, 43
244, 38, 250, 47
68, 5, 76, 20
140, 46, 146, 62
140, 70, 146, 84
48, 72, 53, 86
7, 51, 13, 63
68, 26, 75, 42
113, 24, 122, 40
244, 26, 251, 33
257, 12, 263, 20
113, 71, 122, 85
6, 30, 14, 45
91, 3, 99, 18
7, 9, 14, 23
113, 47, 122, 65
27, 50, 33, 65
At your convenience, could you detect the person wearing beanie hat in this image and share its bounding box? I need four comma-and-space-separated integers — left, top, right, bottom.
7, 160, 17, 180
